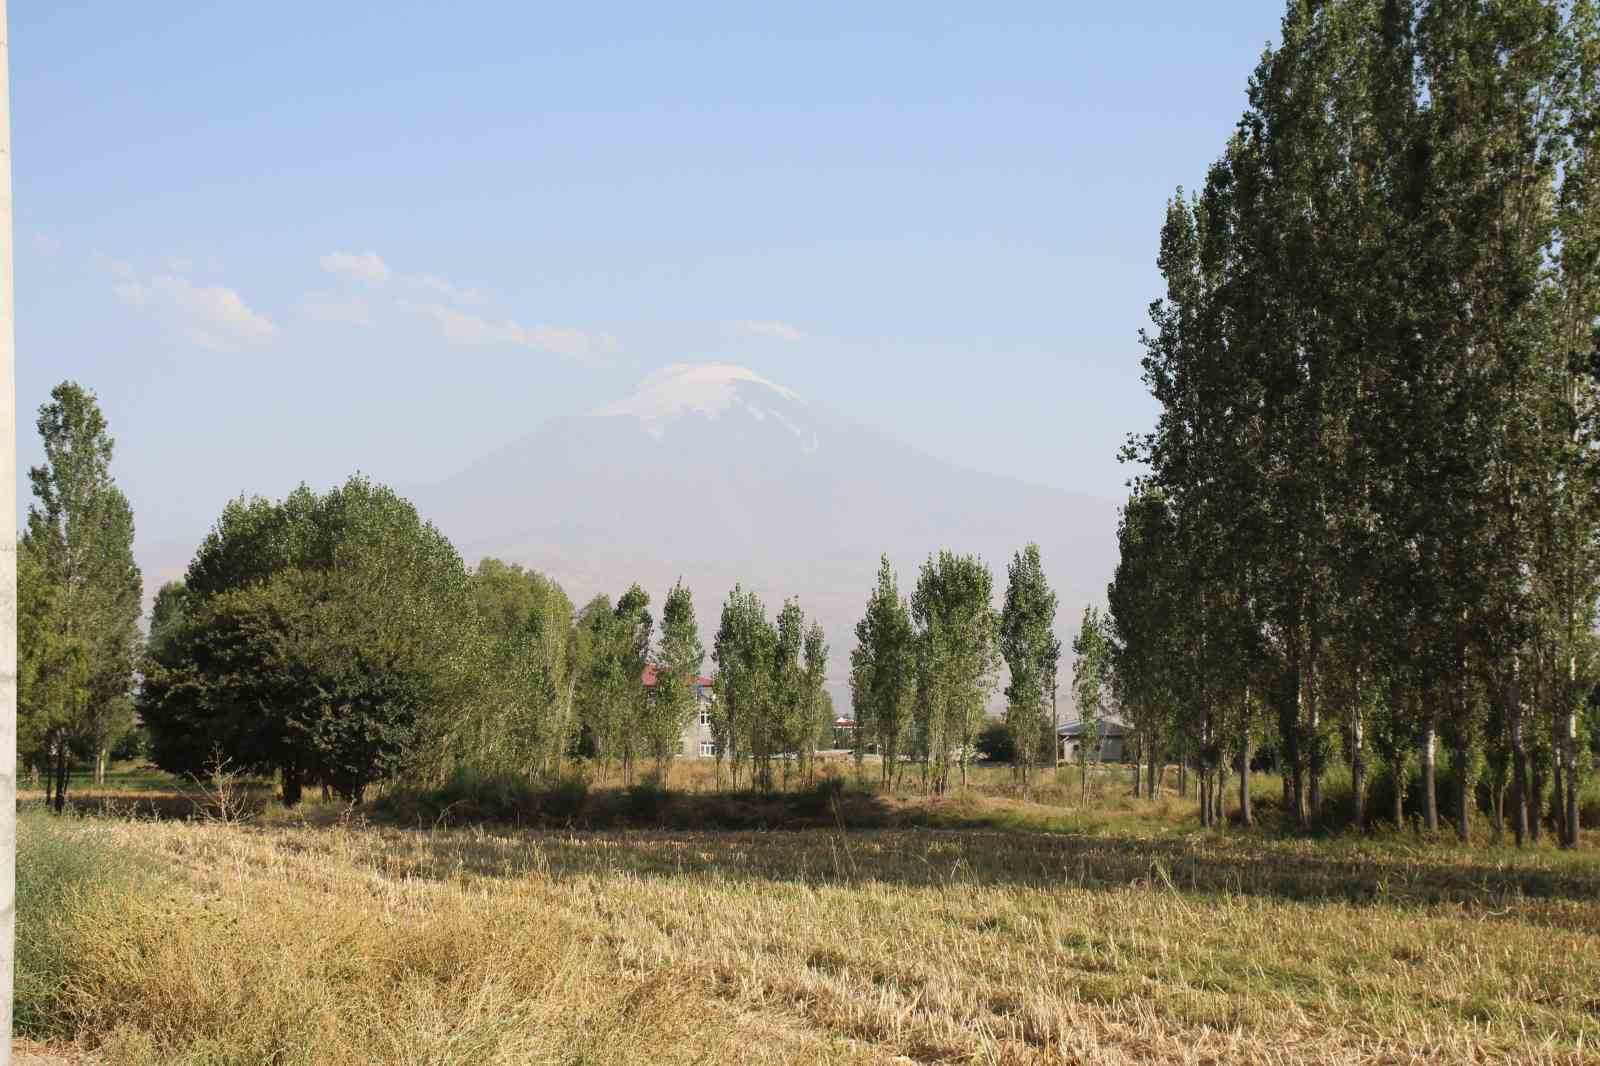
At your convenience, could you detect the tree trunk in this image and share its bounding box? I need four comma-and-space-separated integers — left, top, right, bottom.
1390, 751, 1405, 831
53, 747, 68, 814
1130, 734, 1141, 798
1199, 769, 1210, 828
1281, 665, 1305, 829
1552, 754, 1566, 846
1147, 739, 1158, 800
1051, 680, 1060, 770
1452, 734, 1471, 844
1421, 692, 1439, 835
1562, 703, 1580, 849
1350, 669, 1366, 832
1213, 768, 1225, 826
95, 748, 106, 786
1530, 761, 1545, 844
1491, 777, 1504, 838
1080, 748, 1088, 807
1509, 666, 1529, 847
1306, 645, 1322, 824
282, 762, 303, 808
1239, 733, 1253, 829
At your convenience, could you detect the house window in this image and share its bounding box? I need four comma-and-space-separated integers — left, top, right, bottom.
699, 741, 717, 758
699, 705, 712, 728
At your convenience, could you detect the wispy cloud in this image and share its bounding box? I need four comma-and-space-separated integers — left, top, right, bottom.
31, 232, 62, 257
732, 319, 804, 343
301, 292, 375, 328
320, 250, 392, 284
418, 304, 619, 362
115, 273, 275, 350
412, 274, 489, 306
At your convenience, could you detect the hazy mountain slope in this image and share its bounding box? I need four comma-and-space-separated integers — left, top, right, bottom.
418, 364, 1121, 708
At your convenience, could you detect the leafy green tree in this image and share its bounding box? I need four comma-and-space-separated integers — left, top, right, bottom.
774, 599, 807, 788
712, 584, 777, 790
466, 559, 575, 780
575, 591, 642, 784
850, 556, 916, 787
1070, 606, 1112, 807
139, 476, 476, 803
20, 383, 142, 807
612, 585, 654, 786
911, 551, 1001, 793
999, 543, 1058, 799
146, 581, 191, 661
647, 579, 704, 776
801, 619, 830, 783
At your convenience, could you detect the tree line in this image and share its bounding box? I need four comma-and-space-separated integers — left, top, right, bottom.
20, 381, 853, 805
1112, 0, 1600, 846
849, 546, 1064, 798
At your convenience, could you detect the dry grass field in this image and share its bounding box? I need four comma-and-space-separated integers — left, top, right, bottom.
17, 774, 1600, 1066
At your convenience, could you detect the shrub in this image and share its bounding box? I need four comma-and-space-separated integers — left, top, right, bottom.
538, 775, 591, 823
792, 776, 847, 821
623, 783, 673, 825
16, 808, 128, 1035
975, 719, 1015, 763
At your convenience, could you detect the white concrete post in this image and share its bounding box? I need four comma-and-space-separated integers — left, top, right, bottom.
0, 0, 17, 1061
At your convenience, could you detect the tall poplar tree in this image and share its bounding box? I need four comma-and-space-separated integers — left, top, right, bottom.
999, 543, 1058, 798
911, 551, 1001, 793
849, 556, 915, 787
648, 580, 705, 777
20, 383, 142, 808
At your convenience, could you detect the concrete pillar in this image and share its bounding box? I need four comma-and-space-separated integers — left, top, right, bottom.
0, 1, 17, 1061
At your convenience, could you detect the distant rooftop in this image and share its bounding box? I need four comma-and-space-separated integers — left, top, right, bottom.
1057, 717, 1128, 738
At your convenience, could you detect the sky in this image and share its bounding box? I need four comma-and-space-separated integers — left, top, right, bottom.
13, 1, 1286, 593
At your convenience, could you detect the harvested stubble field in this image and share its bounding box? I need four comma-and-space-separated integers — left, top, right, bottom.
18, 795, 1600, 1066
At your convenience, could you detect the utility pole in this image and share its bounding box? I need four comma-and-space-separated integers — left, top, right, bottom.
0, 1, 17, 1060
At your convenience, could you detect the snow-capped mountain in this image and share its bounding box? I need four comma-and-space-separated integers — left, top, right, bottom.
418, 363, 1119, 706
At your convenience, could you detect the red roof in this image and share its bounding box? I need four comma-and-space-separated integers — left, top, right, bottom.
640, 665, 714, 688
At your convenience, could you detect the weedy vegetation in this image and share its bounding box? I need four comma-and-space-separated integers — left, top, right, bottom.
16, 777, 1600, 1066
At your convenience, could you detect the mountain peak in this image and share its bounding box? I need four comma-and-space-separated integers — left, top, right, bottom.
594, 363, 813, 448
596, 363, 800, 419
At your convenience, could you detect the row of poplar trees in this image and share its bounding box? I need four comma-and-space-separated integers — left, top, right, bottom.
707, 586, 833, 791
850, 547, 1062, 796
1115, 0, 1600, 846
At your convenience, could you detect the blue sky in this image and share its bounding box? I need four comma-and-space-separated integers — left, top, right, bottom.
14, 1, 1284, 586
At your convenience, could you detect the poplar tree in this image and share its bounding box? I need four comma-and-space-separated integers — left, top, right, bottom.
999, 543, 1058, 798
911, 552, 1001, 793
849, 556, 916, 787
648, 580, 705, 777
1070, 606, 1112, 807
713, 585, 777, 791
20, 383, 142, 808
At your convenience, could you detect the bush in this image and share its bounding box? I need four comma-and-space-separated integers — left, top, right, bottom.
539, 774, 591, 823
975, 720, 1015, 763
792, 776, 848, 820
17, 808, 128, 1035
623, 782, 672, 824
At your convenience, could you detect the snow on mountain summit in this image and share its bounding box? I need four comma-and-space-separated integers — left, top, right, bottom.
595, 363, 817, 451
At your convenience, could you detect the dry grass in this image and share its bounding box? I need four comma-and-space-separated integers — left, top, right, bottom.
21, 802, 1600, 1065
